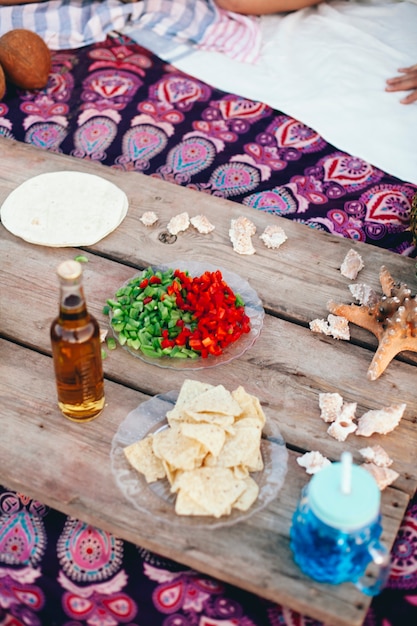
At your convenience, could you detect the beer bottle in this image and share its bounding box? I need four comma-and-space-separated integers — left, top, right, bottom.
50, 260, 105, 421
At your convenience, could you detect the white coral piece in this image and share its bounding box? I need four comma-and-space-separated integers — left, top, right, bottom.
310, 318, 331, 335
356, 403, 406, 437
340, 249, 364, 280
319, 392, 344, 423
310, 315, 349, 340
359, 445, 393, 468
259, 225, 287, 250
190, 214, 215, 234
362, 463, 399, 490
167, 212, 190, 235
297, 451, 331, 475
349, 283, 378, 307
327, 402, 357, 441
140, 211, 158, 226
229, 216, 256, 255
328, 314, 350, 340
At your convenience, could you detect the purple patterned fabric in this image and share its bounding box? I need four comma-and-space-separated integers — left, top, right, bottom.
0, 32, 416, 255
1, 32, 417, 626
0, 486, 416, 625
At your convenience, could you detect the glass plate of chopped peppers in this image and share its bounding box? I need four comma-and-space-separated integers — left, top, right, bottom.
105, 261, 264, 369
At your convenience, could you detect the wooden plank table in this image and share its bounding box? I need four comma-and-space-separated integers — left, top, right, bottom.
1, 136, 416, 626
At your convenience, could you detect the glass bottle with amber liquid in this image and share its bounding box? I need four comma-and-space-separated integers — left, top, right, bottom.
50, 260, 105, 422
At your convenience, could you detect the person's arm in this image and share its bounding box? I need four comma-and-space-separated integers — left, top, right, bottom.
385, 64, 417, 105
214, 0, 322, 14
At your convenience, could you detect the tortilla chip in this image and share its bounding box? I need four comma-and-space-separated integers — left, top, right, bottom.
174, 467, 247, 518
249, 450, 264, 473
152, 424, 206, 471
185, 385, 242, 417
233, 416, 263, 431
166, 379, 214, 423
124, 436, 166, 483
233, 476, 259, 511
183, 409, 235, 427
232, 386, 266, 427
232, 464, 250, 480
175, 489, 211, 516
205, 427, 261, 470
180, 421, 226, 457
162, 459, 178, 486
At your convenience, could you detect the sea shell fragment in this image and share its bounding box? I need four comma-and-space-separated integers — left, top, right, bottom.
340, 248, 364, 279
140, 211, 158, 226
349, 283, 378, 307
309, 318, 331, 335
362, 463, 399, 490
297, 451, 331, 475
309, 314, 350, 340
356, 403, 406, 437
190, 214, 215, 234
229, 216, 256, 255
327, 314, 350, 340
359, 445, 393, 468
167, 212, 190, 235
259, 225, 287, 249
327, 402, 358, 442
319, 392, 344, 423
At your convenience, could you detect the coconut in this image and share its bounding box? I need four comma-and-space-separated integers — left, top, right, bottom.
0, 29, 51, 90
0, 64, 5, 100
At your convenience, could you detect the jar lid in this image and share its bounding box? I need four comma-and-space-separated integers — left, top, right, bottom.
57, 260, 82, 281
308, 460, 380, 530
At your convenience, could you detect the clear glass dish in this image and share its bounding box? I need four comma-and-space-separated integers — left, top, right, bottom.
110, 390, 288, 529
108, 261, 264, 370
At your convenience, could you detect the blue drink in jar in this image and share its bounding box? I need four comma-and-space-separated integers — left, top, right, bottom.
290, 452, 390, 595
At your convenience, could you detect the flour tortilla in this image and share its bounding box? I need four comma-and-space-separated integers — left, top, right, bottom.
0, 171, 128, 246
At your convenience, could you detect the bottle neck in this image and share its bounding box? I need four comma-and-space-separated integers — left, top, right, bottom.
59, 280, 89, 322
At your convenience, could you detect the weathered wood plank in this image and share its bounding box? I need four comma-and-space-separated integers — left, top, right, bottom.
0, 340, 408, 626
1, 231, 416, 495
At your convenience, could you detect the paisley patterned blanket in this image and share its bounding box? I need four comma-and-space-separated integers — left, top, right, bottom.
0, 33, 416, 626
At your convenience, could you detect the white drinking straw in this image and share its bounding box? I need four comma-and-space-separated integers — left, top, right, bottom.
341, 451, 352, 495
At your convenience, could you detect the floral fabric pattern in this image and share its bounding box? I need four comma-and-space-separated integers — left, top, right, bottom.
0, 487, 416, 625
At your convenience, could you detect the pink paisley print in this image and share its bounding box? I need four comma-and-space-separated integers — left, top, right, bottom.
319, 152, 383, 192
272, 115, 326, 154
57, 519, 123, 583
152, 76, 211, 110
362, 184, 416, 225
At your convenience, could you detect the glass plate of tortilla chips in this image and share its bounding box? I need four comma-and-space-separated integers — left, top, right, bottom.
110, 381, 288, 528
107, 260, 264, 370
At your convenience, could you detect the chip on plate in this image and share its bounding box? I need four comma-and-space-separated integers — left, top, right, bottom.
152, 424, 206, 471
124, 435, 166, 484
173, 467, 247, 518
180, 421, 226, 457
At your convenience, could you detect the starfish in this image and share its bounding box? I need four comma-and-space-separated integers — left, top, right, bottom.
328, 265, 417, 380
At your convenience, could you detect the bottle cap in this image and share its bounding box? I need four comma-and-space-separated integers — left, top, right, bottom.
308, 453, 380, 530
57, 260, 82, 281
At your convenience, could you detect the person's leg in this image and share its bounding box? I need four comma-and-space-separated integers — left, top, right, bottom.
214, 0, 322, 15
